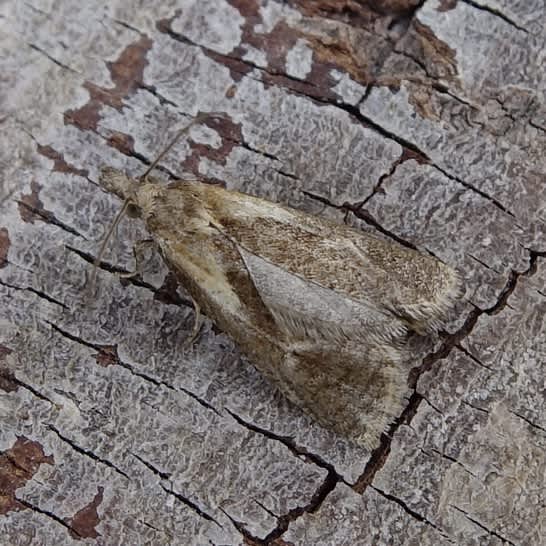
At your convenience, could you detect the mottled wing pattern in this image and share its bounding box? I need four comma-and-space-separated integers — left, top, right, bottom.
202, 184, 463, 334
100, 171, 462, 448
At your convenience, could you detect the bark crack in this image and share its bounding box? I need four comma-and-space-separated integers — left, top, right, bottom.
22, 2, 51, 17
160, 483, 222, 527
467, 253, 501, 275
16, 200, 87, 239
430, 163, 516, 218
158, 22, 322, 94
226, 409, 339, 476
132, 452, 227, 530
461, 399, 489, 414
427, 447, 479, 479
65, 245, 193, 308
0, 371, 55, 405
455, 343, 494, 371
0, 278, 68, 309
461, 0, 529, 34
27, 43, 79, 73
15, 496, 83, 539
46, 318, 219, 415
372, 485, 455, 542
305, 191, 421, 251
47, 424, 130, 480
354, 250, 543, 492
225, 409, 340, 544
449, 504, 517, 546
508, 410, 546, 435
131, 451, 171, 480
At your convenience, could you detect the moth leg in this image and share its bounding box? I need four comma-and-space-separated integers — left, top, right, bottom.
118, 239, 155, 279
183, 297, 203, 347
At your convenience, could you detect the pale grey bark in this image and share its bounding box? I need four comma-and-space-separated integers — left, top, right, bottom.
0, 1, 544, 545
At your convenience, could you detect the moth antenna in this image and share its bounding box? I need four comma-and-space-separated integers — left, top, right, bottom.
139, 112, 210, 181
88, 112, 212, 299
86, 199, 130, 300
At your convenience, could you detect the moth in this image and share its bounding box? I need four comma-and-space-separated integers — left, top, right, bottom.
97, 114, 463, 448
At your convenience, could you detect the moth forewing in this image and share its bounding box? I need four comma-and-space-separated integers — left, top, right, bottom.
98, 134, 462, 449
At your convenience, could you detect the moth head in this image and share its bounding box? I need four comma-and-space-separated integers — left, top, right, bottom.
99, 167, 137, 200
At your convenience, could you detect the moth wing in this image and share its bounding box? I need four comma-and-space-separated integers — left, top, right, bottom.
204, 188, 462, 334
279, 343, 409, 448
237, 250, 409, 448
237, 247, 408, 352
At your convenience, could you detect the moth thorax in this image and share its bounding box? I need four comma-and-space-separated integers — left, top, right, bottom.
133, 183, 166, 221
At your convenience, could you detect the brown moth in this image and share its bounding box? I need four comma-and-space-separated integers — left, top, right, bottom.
98, 116, 462, 448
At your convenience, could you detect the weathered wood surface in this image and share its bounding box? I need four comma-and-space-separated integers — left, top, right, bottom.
1, 1, 544, 544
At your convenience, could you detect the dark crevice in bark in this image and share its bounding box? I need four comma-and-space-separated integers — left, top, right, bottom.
226, 409, 340, 544
95, 125, 191, 184
275, 168, 299, 181
0, 257, 34, 274
2, 372, 55, 405
159, 484, 222, 527
359, 153, 410, 206
16, 200, 87, 239
455, 343, 494, 371
301, 190, 420, 251
22, 2, 51, 17
428, 447, 478, 479
47, 424, 130, 480
178, 385, 222, 415
65, 244, 130, 275
349, 207, 420, 250
220, 509, 261, 545
226, 409, 339, 475
430, 163, 516, 218
450, 504, 516, 546
462, 399, 489, 414
372, 485, 454, 542
65, 244, 193, 308
431, 82, 476, 108
388, 47, 476, 109
139, 83, 178, 107
47, 318, 219, 415
110, 17, 142, 35
28, 43, 78, 73
508, 410, 546, 434
336, 101, 431, 161
15, 496, 83, 539
353, 389, 421, 494
529, 120, 545, 133
0, 278, 68, 309
461, 0, 528, 34
353, 249, 541, 493
466, 253, 501, 275
238, 137, 282, 164
137, 518, 164, 533
134, 453, 222, 530
131, 451, 171, 480
420, 393, 443, 415
254, 499, 279, 519
159, 22, 321, 92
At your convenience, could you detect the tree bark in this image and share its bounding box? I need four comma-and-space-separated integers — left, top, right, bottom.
1, 1, 544, 544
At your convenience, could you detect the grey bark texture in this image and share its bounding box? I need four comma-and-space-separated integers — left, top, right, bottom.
0, 1, 544, 545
